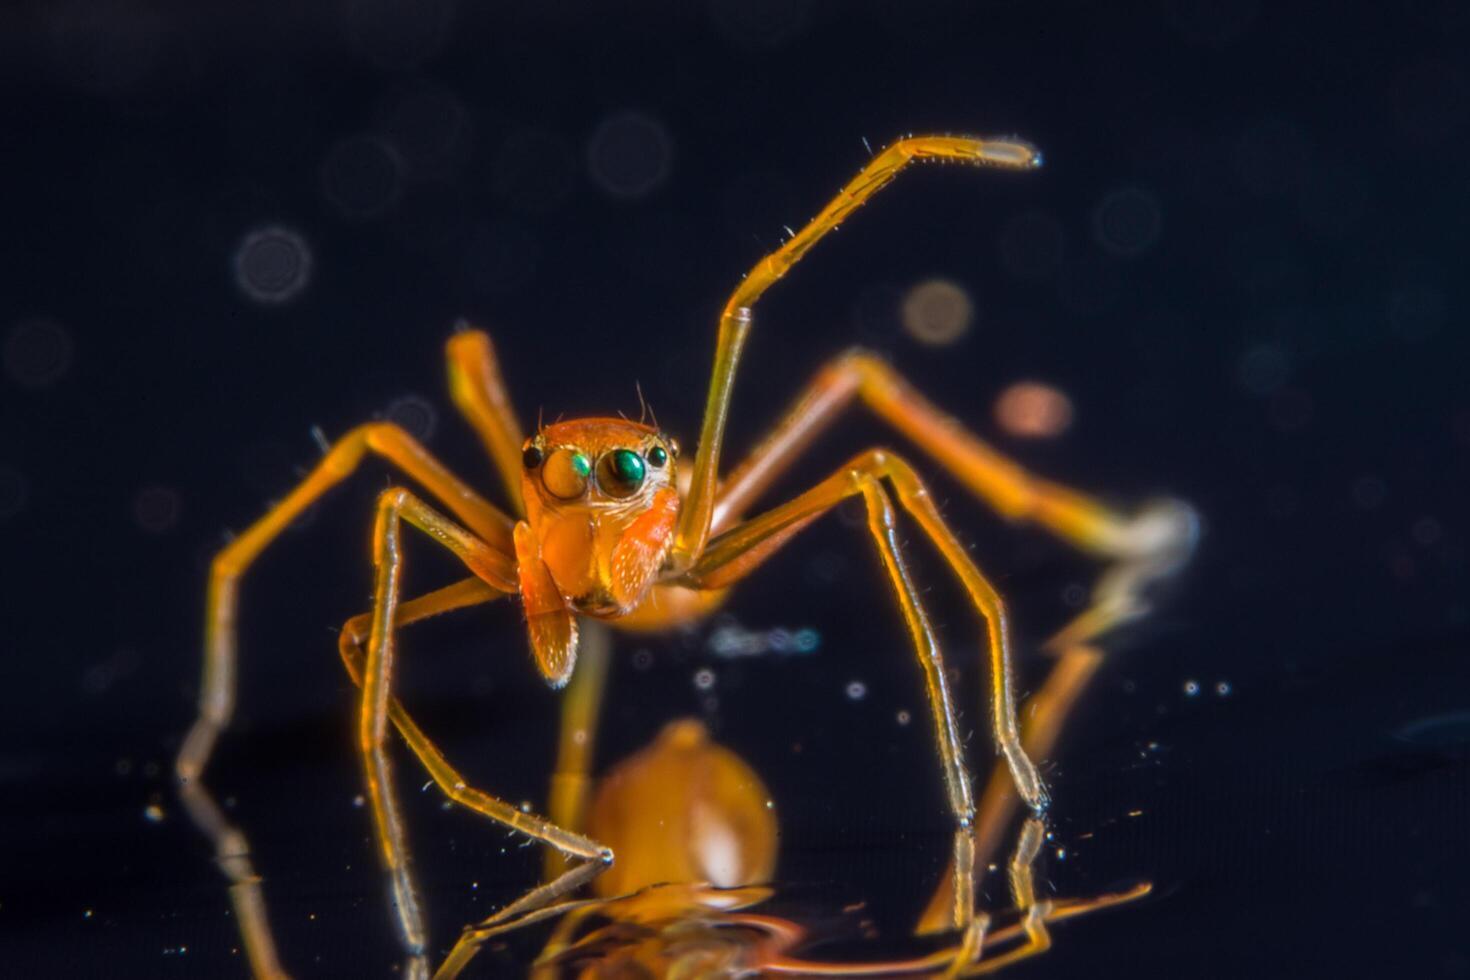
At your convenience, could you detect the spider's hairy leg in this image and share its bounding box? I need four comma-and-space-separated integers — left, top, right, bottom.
336, 583, 615, 980
175, 423, 513, 979
673, 135, 1042, 570
679, 448, 1050, 932
445, 327, 527, 515
356, 488, 612, 958
917, 531, 1193, 932
959, 817, 1054, 976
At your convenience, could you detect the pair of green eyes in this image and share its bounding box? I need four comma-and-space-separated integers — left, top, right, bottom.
523, 444, 668, 500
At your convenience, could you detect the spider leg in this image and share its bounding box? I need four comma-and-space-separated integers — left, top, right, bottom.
356, 488, 613, 959
702, 350, 1196, 935
175, 423, 514, 980
335, 584, 614, 980
445, 328, 527, 514
679, 449, 1049, 936
916, 560, 1182, 932
713, 350, 1196, 573
690, 448, 1045, 812
673, 135, 1042, 569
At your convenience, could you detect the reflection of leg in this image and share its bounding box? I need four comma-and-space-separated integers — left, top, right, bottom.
432, 862, 610, 980
917, 533, 1186, 933
356, 488, 610, 960
961, 817, 1053, 976
917, 644, 1104, 934
543, 619, 613, 881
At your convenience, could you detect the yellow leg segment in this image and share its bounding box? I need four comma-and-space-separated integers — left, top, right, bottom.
445, 327, 527, 515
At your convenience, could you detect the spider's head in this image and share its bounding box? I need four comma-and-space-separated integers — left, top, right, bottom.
519, 418, 682, 616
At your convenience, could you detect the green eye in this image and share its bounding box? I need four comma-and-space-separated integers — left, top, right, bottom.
597, 448, 646, 498
543, 448, 591, 500
646, 445, 668, 468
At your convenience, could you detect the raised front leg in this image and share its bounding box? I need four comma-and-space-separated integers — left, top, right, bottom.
713, 349, 1196, 570
673, 136, 1043, 569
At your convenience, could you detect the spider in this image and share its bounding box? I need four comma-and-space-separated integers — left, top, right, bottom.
176, 135, 1197, 979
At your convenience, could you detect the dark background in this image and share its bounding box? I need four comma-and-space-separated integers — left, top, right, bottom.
4, 2, 1468, 976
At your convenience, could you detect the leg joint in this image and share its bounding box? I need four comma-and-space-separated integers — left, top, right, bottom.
375, 485, 413, 514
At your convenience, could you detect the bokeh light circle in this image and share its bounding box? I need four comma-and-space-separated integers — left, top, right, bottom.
232, 225, 313, 305
588, 111, 673, 200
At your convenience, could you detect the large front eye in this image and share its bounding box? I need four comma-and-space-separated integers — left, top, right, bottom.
596, 448, 646, 498
542, 448, 591, 500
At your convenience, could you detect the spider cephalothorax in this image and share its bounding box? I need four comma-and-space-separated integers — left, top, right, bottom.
517, 420, 683, 680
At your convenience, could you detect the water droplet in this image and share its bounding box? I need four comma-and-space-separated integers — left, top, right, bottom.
1214, 681, 1232, 697
846, 680, 868, 701
896, 709, 912, 726
1183, 679, 1201, 696
143, 804, 165, 823
693, 668, 716, 691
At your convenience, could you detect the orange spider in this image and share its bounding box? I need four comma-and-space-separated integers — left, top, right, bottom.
176, 135, 1196, 978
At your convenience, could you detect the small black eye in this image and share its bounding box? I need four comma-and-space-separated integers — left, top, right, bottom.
522, 445, 544, 469
646, 445, 668, 468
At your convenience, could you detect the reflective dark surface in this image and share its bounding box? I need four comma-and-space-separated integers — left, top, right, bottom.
5, 3, 1468, 977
